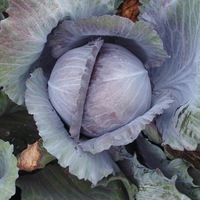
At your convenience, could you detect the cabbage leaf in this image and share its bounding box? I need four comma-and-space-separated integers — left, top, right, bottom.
50, 15, 168, 68
130, 155, 190, 199
0, 139, 19, 200
0, 0, 8, 20
0, 0, 117, 105
47, 13, 173, 154
0, 0, 200, 198
25, 68, 120, 185
118, 137, 199, 199
133, 135, 200, 199
17, 164, 136, 200
80, 92, 173, 154
141, 0, 200, 150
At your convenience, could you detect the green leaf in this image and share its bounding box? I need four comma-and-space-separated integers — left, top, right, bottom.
0, 139, 19, 200
0, 0, 117, 105
165, 159, 200, 199
0, 90, 23, 117
137, 0, 150, 15
96, 175, 137, 200
133, 135, 200, 199
188, 168, 200, 186
114, 0, 123, 10
17, 164, 136, 200
0, 0, 8, 20
143, 122, 162, 144
0, 90, 12, 116
139, 0, 150, 5
0, 0, 8, 12
131, 155, 190, 199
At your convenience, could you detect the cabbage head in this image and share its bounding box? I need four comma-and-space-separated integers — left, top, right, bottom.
0, 0, 200, 185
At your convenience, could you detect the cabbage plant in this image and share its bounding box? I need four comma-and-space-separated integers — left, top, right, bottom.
0, 0, 200, 199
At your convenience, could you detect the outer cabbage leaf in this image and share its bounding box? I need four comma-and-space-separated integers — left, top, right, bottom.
141, 0, 200, 150
0, 139, 19, 200
0, 0, 117, 105
0, 0, 8, 12
114, 0, 123, 10
123, 155, 190, 200
143, 122, 163, 144
50, 15, 168, 68
165, 159, 200, 199
134, 135, 200, 199
188, 167, 200, 186
17, 164, 137, 200
0, 90, 13, 116
0, 0, 8, 20
25, 68, 120, 185
0, 90, 24, 117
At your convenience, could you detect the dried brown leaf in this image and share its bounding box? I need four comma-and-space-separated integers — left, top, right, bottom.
117, 0, 142, 22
